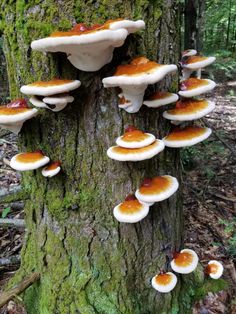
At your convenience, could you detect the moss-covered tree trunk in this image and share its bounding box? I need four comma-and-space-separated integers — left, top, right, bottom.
0, 1, 192, 313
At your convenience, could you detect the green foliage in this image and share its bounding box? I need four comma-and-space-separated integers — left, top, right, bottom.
1, 206, 11, 218
219, 218, 236, 258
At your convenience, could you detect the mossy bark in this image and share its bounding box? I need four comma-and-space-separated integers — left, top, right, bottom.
0, 1, 200, 313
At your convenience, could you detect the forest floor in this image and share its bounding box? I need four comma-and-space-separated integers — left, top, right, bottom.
0, 81, 235, 313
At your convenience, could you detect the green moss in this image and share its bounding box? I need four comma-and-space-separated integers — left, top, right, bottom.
194, 278, 228, 301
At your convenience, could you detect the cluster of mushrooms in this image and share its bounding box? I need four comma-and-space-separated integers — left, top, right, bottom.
0, 19, 224, 293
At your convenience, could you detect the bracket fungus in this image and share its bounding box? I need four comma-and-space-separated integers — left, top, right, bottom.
151, 272, 177, 293
107, 126, 164, 161
0, 99, 38, 135
113, 194, 149, 223
205, 260, 224, 279
181, 55, 216, 80
135, 176, 179, 204
163, 126, 212, 147
163, 99, 215, 122
143, 91, 179, 108
20, 79, 81, 112
103, 57, 177, 113
31, 19, 145, 71
170, 249, 199, 274
181, 49, 197, 58
178, 78, 216, 98
42, 161, 61, 177
10, 150, 50, 171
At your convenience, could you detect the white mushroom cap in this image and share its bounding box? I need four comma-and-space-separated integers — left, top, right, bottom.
181, 56, 216, 71
116, 126, 156, 148
42, 161, 61, 177
206, 260, 224, 279
163, 99, 215, 121
181, 49, 197, 57
151, 272, 177, 293
109, 19, 145, 33
10, 151, 50, 171
113, 195, 149, 223
43, 94, 74, 112
163, 126, 212, 147
135, 175, 179, 203
107, 139, 165, 161
178, 78, 216, 98
21, 79, 81, 96
170, 249, 199, 274
29, 96, 47, 108
143, 92, 179, 108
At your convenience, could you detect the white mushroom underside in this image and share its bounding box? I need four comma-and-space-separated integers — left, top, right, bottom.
109, 20, 145, 33
170, 249, 199, 274
163, 128, 212, 148
0, 123, 23, 135
143, 93, 179, 108
0, 109, 38, 124
10, 155, 50, 171
135, 175, 179, 203
116, 133, 156, 148
42, 166, 61, 177
113, 203, 149, 223
151, 272, 177, 293
163, 101, 215, 121
182, 57, 216, 70
107, 139, 165, 161
178, 79, 216, 98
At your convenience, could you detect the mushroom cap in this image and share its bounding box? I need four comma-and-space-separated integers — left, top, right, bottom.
163, 126, 212, 147
163, 99, 215, 121
135, 175, 179, 203
181, 56, 216, 70
108, 19, 145, 33
170, 249, 199, 274
20, 79, 81, 96
107, 139, 165, 161
43, 94, 74, 105
116, 127, 156, 148
42, 161, 61, 177
206, 260, 224, 279
113, 195, 149, 223
151, 272, 177, 293
143, 92, 179, 108
29, 96, 47, 108
0, 106, 38, 124
179, 78, 216, 98
10, 151, 50, 171
181, 49, 197, 57
102, 57, 177, 87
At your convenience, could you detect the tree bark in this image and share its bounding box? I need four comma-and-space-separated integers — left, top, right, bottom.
184, 0, 197, 49
0, 1, 201, 313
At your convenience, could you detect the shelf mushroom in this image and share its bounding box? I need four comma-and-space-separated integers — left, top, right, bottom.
205, 260, 224, 279
181, 49, 197, 58
20, 79, 81, 112
42, 161, 61, 177
103, 57, 177, 113
113, 194, 149, 223
143, 91, 179, 108
31, 19, 145, 71
0, 99, 38, 134
181, 55, 216, 79
163, 126, 212, 147
135, 176, 179, 204
163, 99, 215, 122
151, 272, 177, 293
170, 249, 199, 274
178, 78, 216, 98
10, 150, 50, 171
107, 126, 164, 161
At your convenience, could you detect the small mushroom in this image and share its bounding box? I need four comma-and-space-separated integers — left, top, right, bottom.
170, 249, 199, 274
0, 99, 38, 134
178, 78, 216, 98
151, 272, 177, 293
20, 79, 81, 112
135, 176, 179, 204
180, 55, 216, 79
181, 49, 197, 58
163, 99, 215, 122
143, 91, 179, 108
103, 57, 177, 113
163, 126, 212, 147
205, 260, 224, 279
10, 150, 50, 171
42, 161, 61, 177
31, 19, 145, 71
116, 126, 156, 148
113, 194, 149, 223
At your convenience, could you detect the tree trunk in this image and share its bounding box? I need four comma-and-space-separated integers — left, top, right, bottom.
184, 0, 197, 49
196, 0, 205, 52
0, 1, 202, 313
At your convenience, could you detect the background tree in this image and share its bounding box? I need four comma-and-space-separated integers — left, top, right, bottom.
0, 1, 207, 313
